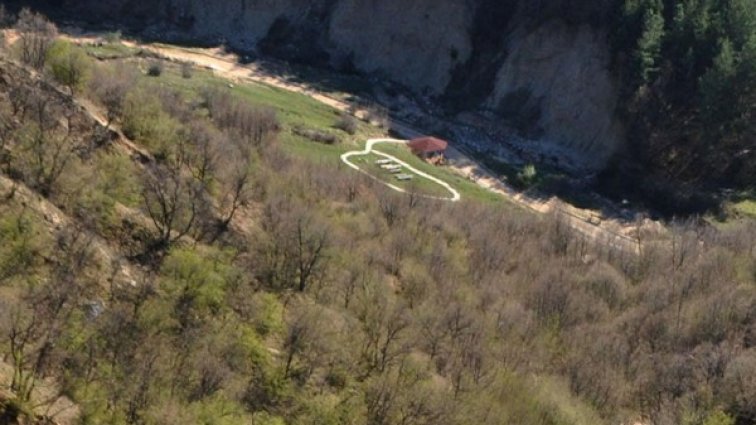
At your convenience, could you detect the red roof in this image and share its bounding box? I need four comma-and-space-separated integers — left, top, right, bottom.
408, 137, 448, 154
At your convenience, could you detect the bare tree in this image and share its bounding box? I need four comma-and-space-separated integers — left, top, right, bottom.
293, 215, 329, 292
15, 9, 57, 70
89, 62, 138, 128
378, 190, 405, 228
282, 303, 336, 380
141, 160, 203, 248
258, 197, 330, 292
13, 90, 77, 197
0, 6, 12, 51
179, 121, 220, 187
196, 125, 255, 229
2, 225, 95, 405
177, 121, 256, 232
202, 87, 278, 147
216, 145, 254, 229
356, 292, 412, 376
0, 104, 12, 172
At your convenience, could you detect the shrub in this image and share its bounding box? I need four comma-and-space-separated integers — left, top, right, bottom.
46, 40, 92, 94
74, 153, 139, 231
88, 62, 139, 126
202, 87, 279, 146
160, 247, 238, 316
147, 60, 163, 77
334, 114, 358, 135
122, 87, 180, 153
251, 293, 284, 336
181, 61, 193, 79
293, 126, 340, 145
0, 212, 46, 281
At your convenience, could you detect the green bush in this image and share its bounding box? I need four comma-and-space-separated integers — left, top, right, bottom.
161, 247, 239, 317
0, 212, 45, 282
75, 153, 139, 231
702, 410, 736, 425
46, 40, 92, 94
122, 87, 180, 153
251, 292, 284, 337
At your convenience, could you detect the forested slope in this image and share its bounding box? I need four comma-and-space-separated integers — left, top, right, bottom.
0, 9, 755, 425
602, 0, 756, 212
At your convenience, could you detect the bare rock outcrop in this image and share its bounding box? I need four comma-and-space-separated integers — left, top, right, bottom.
487, 21, 623, 170
328, 0, 473, 94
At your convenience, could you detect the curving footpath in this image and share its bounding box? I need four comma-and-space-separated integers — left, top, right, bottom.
341, 139, 461, 202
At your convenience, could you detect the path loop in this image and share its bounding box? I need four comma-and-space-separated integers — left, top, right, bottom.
341, 139, 461, 202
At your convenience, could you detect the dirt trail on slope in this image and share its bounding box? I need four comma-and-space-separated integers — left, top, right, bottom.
61, 33, 660, 253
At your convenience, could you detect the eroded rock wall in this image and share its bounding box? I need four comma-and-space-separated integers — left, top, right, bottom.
487, 21, 622, 168
328, 0, 474, 93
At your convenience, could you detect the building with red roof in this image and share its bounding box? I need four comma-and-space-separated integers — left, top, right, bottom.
408, 137, 448, 160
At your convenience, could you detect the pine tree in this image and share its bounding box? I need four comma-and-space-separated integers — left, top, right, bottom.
636, 7, 665, 84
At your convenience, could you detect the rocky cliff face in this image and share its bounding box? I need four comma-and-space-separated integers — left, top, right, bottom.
21, 0, 621, 171
486, 21, 622, 169
328, 0, 474, 94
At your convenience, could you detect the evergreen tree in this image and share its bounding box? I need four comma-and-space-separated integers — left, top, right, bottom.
636, 6, 665, 84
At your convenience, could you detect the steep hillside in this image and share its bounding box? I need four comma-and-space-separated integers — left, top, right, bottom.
0, 10, 755, 425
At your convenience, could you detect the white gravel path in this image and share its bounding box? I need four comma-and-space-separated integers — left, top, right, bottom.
341, 138, 461, 202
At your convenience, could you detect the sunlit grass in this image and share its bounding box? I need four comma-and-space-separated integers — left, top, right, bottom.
82, 41, 142, 60
733, 198, 756, 218
128, 60, 504, 205
351, 152, 453, 198
374, 143, 504, 203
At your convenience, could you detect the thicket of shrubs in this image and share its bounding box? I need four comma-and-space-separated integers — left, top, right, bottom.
292, 125, 340, 144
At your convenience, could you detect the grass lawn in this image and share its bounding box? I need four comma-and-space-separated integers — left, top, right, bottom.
374, 143, 504, 204
352, 152, 454, 198
153, 63, 344, 129
280, 132, 351, 164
